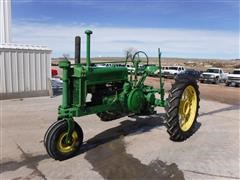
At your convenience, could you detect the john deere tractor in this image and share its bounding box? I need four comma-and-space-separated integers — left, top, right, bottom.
44, 30, 200, 160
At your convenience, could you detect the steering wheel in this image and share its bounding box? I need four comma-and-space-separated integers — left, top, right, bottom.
124, 51, 149, 85
132, 51, 149, 67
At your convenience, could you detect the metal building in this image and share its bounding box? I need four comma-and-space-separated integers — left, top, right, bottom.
0, 44, 51, 99
0, 0, 12, 44
0, 0, 52, 99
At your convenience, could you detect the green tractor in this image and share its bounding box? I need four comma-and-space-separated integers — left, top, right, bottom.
44, 30, 200, 160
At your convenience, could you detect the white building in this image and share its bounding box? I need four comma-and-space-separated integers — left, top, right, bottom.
0, 0, 52, 99
0, 0, 12, 43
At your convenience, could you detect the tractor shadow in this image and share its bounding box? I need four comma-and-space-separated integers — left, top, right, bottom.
79, 114, 166, 154
77, 113, 201, 154
76, 114, 200, 180
199, 104, 239, 117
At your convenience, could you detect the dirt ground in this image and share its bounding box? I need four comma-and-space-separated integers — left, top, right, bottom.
146, 77, 240, 105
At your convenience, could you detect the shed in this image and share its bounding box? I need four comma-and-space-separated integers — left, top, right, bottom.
0, 43, 52, 99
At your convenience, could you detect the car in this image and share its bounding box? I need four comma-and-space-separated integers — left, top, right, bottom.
95, 63, 106, 68
126, 64, 135, 73
154, 66, 167, 76
51, 77, 63, 96
51, 68, 58, 77
200, 68, 227, 84
113, 64, 125, 67
162, 66, 185, 78
225, 69, 240, 87
105, 63, 113, 67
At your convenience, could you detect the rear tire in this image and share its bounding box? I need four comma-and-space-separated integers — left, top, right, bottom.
45, 120, 83, 160
165, 78, 200, 141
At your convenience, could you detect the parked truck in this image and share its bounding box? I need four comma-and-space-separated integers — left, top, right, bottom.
200, 68, 227, 84
225, 69, 240, 87
161, 66, 185, 78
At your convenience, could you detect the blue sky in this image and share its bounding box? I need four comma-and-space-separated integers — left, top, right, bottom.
12, 0, 239, 59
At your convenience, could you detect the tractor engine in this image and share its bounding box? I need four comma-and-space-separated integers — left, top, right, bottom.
58, 44, 156, 119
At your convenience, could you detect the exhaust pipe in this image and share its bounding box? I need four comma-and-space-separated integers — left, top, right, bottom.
85, 30, 92, 67
75, 36, 81, 64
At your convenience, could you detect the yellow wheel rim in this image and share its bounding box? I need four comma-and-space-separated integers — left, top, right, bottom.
57, 131, 79, 153
178, 85, 197, 132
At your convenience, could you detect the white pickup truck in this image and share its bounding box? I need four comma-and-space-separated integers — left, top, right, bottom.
161, 66, 185, 78
225, 69, 240, 87
200, 68, 227, 84
126, 64, 135, 73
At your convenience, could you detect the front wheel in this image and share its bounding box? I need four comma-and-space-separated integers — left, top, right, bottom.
45, 119, 83, 160
214, 77, 219, 84
165, 78, 200, 141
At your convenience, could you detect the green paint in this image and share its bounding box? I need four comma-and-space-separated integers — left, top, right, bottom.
127, 88, 145, 113
158, 48, 165, 105
59, 60, 70, 109
57, 30, 167, 141
85, 30, 92, 67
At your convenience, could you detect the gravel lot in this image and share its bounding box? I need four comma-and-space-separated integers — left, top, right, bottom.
146, 77, 240, 105
1, 83, 240, 180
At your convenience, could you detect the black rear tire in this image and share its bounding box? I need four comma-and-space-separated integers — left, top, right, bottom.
45, 120, 83, 160
165, 78, 200, 141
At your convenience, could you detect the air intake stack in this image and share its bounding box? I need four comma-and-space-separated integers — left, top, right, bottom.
75, 36, 81, 64
85, 30, 93, 67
